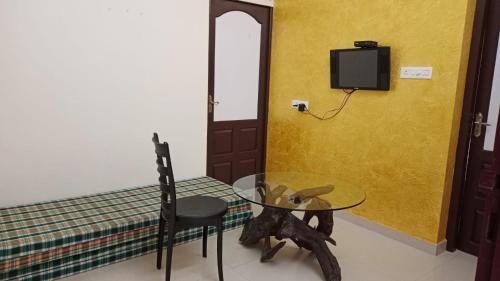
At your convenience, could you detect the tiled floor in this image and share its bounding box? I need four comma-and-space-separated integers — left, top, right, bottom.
65, 217, 477, 281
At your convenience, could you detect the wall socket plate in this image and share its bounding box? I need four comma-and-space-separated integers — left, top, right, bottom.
291, 100, 309, 109
400, 67, 433, 79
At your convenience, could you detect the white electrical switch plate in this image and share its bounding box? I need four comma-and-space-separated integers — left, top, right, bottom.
291, 100, 309, 109
400, 67, 433, 79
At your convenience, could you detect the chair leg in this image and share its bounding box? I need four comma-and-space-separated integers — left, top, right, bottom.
202, 226, 208, 258
165, 220, 176, 281
156, 211, 165, 270
217, 219, 224, 281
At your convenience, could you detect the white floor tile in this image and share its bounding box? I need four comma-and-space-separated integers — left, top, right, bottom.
63, 218, 478, 281
339, 256, 399, 281
415, 251, 477, 281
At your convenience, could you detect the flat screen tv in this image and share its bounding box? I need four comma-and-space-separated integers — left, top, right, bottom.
330, 47, 390, 91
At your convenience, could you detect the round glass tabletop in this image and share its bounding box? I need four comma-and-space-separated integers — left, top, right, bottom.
232, 172, 366, 211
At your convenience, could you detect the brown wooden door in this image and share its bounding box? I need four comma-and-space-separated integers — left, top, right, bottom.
475, 189, 500, 281
492, 223, 500, 280
475, 115, 500, 281
457, 0, 500, 256
206, 0, 272, 184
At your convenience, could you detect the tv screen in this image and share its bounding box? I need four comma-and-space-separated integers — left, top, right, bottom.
330, 47, 390, 91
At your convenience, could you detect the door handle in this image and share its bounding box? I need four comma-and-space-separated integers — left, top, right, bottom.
208, 95, 220, 113
473, 112, 491, 138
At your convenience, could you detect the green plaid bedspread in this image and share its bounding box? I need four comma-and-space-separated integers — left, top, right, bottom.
0, 177, 252, 280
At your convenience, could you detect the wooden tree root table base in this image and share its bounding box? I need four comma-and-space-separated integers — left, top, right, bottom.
238, 207, 341, 281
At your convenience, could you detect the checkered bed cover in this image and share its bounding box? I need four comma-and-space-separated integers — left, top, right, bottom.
0, 177, 252, 280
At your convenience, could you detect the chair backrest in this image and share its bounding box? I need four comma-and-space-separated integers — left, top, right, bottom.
152, 133, 176, 218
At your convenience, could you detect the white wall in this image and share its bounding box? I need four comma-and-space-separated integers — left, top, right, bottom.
238, 0, 274, 6
0, 0, 209, 207
484, 31, 500, 151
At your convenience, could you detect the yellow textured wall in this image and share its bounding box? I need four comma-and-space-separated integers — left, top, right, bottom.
267, 0, 476, 243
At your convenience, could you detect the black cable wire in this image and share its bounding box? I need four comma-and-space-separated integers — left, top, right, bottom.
322, 92, 351, 116
305, 94, 349, 120
304, 89, 357, 120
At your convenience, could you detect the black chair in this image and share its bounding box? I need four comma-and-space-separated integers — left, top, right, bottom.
153, 133, 228, 281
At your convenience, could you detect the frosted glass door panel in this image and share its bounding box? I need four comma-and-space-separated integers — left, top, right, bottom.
484, 32, 500, 151
214, 11, 261, 122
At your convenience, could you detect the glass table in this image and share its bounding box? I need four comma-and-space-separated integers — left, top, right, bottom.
233, 172, 366, 281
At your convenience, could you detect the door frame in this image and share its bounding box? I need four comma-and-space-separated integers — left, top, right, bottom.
205, 0, 274, 178
447, 0, 497, 251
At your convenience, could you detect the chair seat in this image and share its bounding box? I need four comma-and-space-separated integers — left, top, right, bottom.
175, 195, 228, 220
